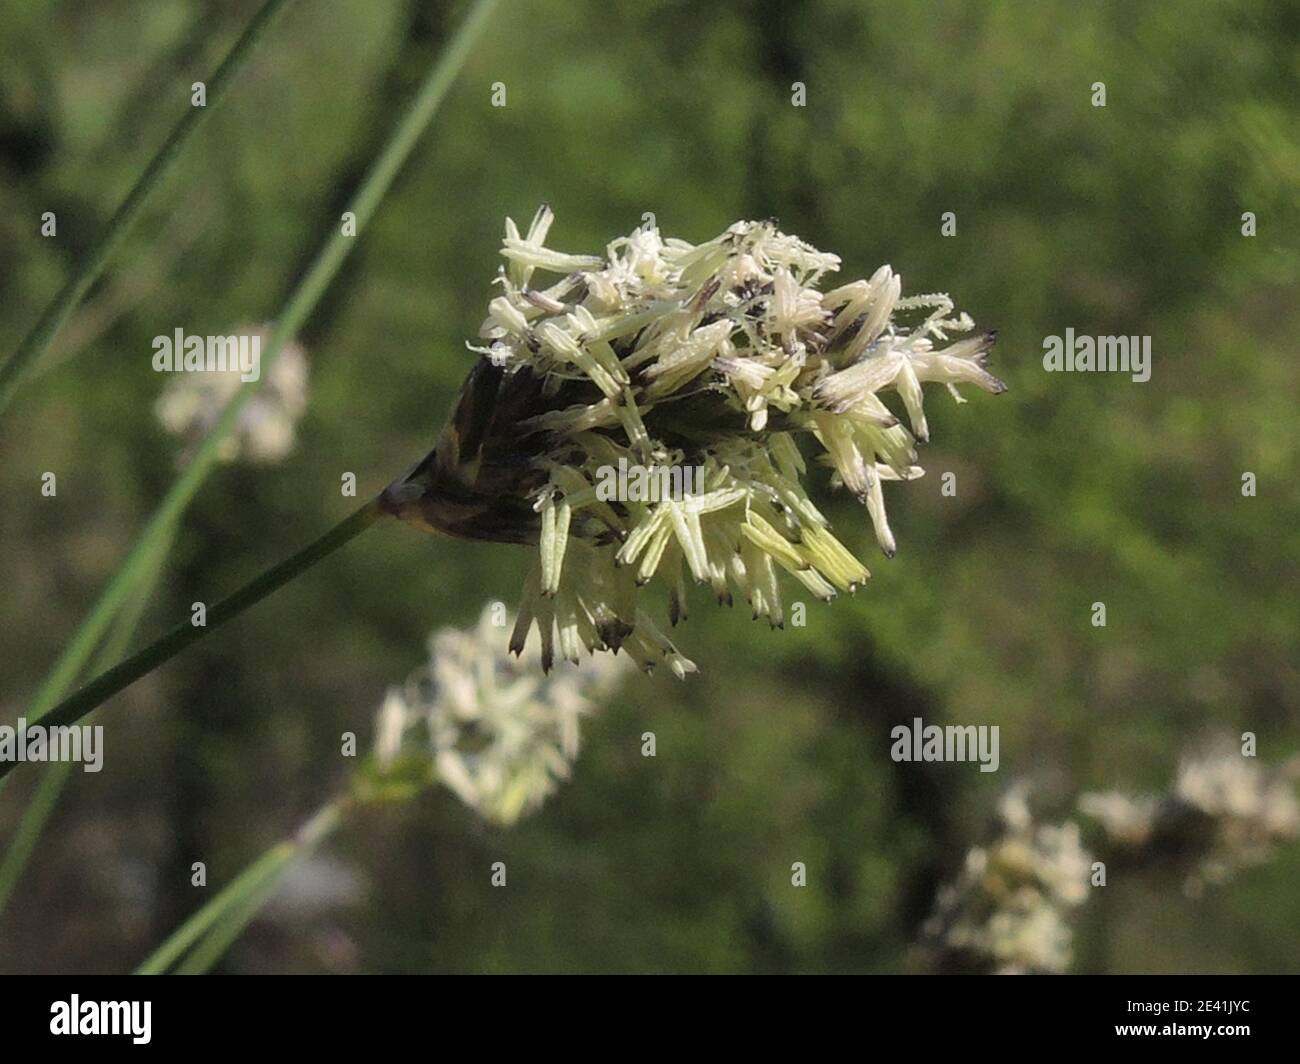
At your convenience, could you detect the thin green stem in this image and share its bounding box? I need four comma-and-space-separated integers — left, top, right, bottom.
0, 500, 387, 785
0, 0, 297, 417
135, 843, 296, 975
137, 798, 349, 975
0, 764, 74, 918
172, 857, 296, 975
12, 0, 500, 735
24, 516, 177, 726
0, 519, 178, 918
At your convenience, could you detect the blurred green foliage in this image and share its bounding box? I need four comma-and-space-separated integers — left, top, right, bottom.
0, 0, 1296, 973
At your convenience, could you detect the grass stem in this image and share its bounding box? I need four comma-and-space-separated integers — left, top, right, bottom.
0, 500, 387, 785
136, 798, 350, 975
0, 0, 297, 417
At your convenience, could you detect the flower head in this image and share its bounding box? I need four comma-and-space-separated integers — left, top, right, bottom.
385, 210, 1005, 673
155, 324, 309, 464
1081, 742, 1300, 895
922, 787, 1092, 975
374, 605, 627, 825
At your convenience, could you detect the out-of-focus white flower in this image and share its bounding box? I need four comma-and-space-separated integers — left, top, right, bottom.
1175, 749, 1300, 834
373, 688, 409, 770
1077, 790, 1160, 848
983, 902, 1075, 977
384, 209, 1005, 674
923, 787, 1092, 974
373, 605, 628, 825
1082, 743, 1300, 896
154, 325, 308, 464
1175, 749, 1300, 892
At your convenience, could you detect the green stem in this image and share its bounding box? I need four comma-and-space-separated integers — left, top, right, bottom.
24, 517, 177, 726
172, 856, 296, 975
0, 519, 178, 918
137, 797, 349, 975
137, 844, 296, 976
0, 762, 74, 917
0, 0, 297, 417
0, 501, 386, 784
12, 0, 501, 734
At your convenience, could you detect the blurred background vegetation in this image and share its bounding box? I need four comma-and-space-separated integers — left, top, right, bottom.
0, 0, 1296, 973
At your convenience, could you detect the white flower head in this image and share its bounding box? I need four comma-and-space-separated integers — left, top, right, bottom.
923, 786, 1091, 974
1172, 745, 1300, 892
373, 605, 628, 825
1080, 741, 1300, 896
155, 324, 308, 465
384, 211, 1005, 674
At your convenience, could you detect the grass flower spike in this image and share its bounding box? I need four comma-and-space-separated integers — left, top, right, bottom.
15, 203, 1005, 763
374, 606, 628, 825
922, 788, 1092, 975
1081, 742, 1300, 896
385, 209, 1006, 673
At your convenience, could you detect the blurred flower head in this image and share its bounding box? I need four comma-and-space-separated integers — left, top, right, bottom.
154, 325, 309, 464
384, 209, 1005, 674
922, 787, 1092, 974
373, 605, 628, 825
1081, 742, 1300, 896
1075, 790, 1159, 849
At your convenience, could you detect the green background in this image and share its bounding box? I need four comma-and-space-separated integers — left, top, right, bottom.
0, 0, 1296, 973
